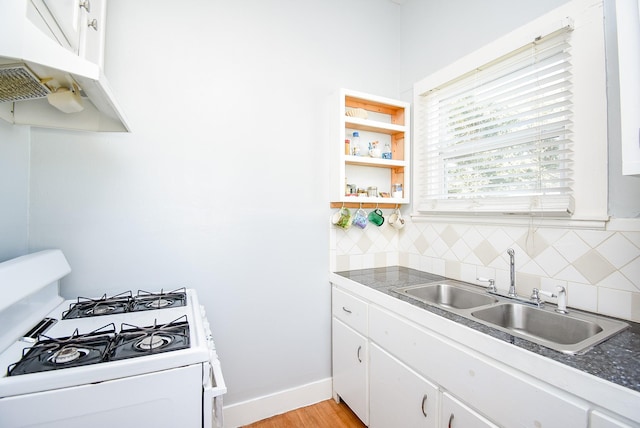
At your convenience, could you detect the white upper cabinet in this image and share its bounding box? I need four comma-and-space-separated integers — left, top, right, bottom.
31, 0, 107, 67
0, 0, 129, 132
37, 0, 85, 54
616, 0, 640, 176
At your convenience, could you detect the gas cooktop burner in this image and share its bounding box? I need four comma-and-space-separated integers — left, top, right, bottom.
7, 324, 116, 376
135, 334, 172, 350
62, 291, 133, 319
110, 316, 190, 361
62, 288, 187, 319
131, 289, 188, 312
49, 346, 87, 364
7, 316, 192, 375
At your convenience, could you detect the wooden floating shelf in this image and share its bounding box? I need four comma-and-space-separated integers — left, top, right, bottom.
345, 156, 405, 168
330, 202, 404, 209
345, 117, 405, 135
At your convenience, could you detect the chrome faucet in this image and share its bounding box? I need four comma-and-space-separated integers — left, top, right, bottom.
507, 248, 517, 297
531, 286, 569, 313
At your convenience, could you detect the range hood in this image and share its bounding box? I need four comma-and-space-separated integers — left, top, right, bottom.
0, 0, 129, 132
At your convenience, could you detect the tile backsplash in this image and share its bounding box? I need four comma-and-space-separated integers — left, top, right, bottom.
330, 215, 640, 322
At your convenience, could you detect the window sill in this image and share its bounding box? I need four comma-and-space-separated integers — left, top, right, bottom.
409, 213, 609, 231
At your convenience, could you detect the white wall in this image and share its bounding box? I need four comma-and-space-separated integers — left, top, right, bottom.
0, 120, 30, 261
398, 0, 574, 100
27, 0, 401, 406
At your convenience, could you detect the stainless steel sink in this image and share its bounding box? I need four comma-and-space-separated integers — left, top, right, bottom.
392, 282, 629, 354
394, 283, 499, 310
470, 303, 628, 353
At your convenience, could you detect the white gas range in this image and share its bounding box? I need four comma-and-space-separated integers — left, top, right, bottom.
0, 250, 226, 428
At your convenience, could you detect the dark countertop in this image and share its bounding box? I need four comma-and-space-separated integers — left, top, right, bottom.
335, 266, 640, 393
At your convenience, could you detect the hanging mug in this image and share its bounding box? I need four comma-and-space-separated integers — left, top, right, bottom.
368, 208, 384, 226
388, 208, 405, 229
352, 208, 368, 229
332, 207, 352, 229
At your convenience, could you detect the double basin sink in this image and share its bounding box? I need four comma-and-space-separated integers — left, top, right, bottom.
392, 282, 629, 354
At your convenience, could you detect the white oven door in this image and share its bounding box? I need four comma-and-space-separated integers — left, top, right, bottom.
203, 349, 227, 428
0, 364, 203, 428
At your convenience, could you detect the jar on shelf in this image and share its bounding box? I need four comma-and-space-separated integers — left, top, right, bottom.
392, 183, 403, 199
382, 142, 392, 159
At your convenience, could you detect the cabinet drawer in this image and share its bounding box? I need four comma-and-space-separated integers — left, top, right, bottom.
369, 306, 589, 428
332, 287, 368, 335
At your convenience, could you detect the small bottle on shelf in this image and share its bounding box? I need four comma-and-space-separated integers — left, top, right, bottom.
382, 142, 392, 159
352, 132, 363, 156
345, 139, 351, 155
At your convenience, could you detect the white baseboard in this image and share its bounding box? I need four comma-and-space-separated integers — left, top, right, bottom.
222, 377, 333, 427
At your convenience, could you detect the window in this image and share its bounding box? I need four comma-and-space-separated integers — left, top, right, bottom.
412, 0, 608, 223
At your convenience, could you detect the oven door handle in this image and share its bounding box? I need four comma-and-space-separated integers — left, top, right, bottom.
203, 353, 227, 428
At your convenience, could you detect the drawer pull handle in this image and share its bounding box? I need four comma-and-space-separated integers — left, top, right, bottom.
342, 306, 352, 314
356, 345, 362, 363
448, 413, 454, 428
421, 394, 428, 417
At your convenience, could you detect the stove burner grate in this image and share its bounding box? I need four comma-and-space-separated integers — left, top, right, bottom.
131, 288, 187, 312
61, 288, 187, 319
110, 315, 190, 361
7, 324, 116, 376
62, 291, 133, 319
7, 316, 192, 376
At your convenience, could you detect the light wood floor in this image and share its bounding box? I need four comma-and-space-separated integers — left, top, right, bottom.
242, 399, 366, 428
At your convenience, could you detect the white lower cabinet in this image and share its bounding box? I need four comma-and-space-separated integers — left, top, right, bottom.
331, 285, 639, 428
330, 285, 615, 428
441, 392, 498, 428
369, 343, 439, 428
368, 305, 590, 427
332, 318, 368, 425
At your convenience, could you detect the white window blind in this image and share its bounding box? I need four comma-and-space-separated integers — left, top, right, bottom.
415, 27, 575, 215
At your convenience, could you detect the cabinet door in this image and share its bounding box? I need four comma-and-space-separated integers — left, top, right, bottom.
369, 344, 438, 428
332, 318, 368, 425
441, 393, 498, 428
616, 0, 640, 176
79, 0, 106, 66
591, 410, 638, 428
41, 0, 83, 52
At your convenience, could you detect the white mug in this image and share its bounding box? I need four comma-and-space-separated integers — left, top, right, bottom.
388, 210, 405, 229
